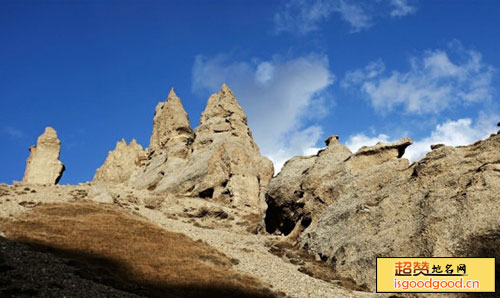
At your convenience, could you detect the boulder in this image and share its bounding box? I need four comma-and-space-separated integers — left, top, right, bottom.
22, 127, 65, 185
93, 139, 146, 185
265, 133, 500, 291
88, 182, 114, 204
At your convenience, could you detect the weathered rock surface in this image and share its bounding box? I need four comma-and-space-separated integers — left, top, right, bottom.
154, 84, 274, 211
88, 182, 114, 204
93, 139, 147, 184
93, 139, 146, 185
22, 127, 65, 185
98, 84, 273, 211
149, 88, 194, 158
265, 133, 500, 291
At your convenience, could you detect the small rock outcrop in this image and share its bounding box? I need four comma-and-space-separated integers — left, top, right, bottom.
265, 133, 500, 291
23, 127, 65, 185
93, 139, 146, 185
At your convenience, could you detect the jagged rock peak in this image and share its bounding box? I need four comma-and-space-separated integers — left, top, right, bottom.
347, 137, 412, 170
148, 83, 274, 212
168, 87, 177, 98
200, 83, 247, 124
149, 89, 193, 153
94, 139, 146, 185
22, 127, 65, 185
221, 82, 233, 94
355, 137, 413, 158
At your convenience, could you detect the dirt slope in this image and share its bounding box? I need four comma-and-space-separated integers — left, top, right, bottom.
0, 202, 279, 298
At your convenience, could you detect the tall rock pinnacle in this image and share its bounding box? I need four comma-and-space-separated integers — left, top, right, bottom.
95, 84, 274, 212
23, 127, 65, 184
155, 84, 274, 211
149, 88, 193, 157
193, 83, 254, 152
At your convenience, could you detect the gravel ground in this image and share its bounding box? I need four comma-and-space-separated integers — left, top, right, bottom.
137, 207, 382, 298
0, 183, 388, 298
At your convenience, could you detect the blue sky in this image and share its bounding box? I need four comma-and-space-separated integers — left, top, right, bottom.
1, 0, 499, 184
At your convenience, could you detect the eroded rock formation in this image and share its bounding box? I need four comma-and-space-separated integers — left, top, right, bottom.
95, 84, 273, 211
152, 84, 274, 211
23, 127, 65, 185
265, 133, 500, 291
93, 139, 146, 184
128, 89, 194, 191
149, 88, 194, 158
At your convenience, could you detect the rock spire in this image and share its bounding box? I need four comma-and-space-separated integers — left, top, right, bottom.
154, 84, 274, 211
149, 88, 193, 158
23, 127, 65, 184
95, 84, 273, 212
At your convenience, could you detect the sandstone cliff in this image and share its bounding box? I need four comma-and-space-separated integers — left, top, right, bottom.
265, 132, 500, 291
22, 127, 65, 185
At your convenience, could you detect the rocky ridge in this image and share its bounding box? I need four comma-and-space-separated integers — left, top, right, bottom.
265, 132, 500, 291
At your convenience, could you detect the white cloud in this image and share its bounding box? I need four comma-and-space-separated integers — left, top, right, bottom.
3, 126, 24, 138
390, 0, 417, 17
345, 133, 391, 153
274, 0, 336, 34
337, 0, 371, 32
342, 43, 495, 114
274, 0, 417, 34
345, 114, 499, 162
268, 126, 325, 171
341, 59, 385, 88
274, 0, 371, 34
255, 62, 275, 85
192, 53, 334, 173
404, 114, 499, 162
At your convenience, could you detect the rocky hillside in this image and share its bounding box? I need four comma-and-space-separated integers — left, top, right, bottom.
265, 131, 500, 291
4, 84, 498, 297
0, 202, 278, 298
